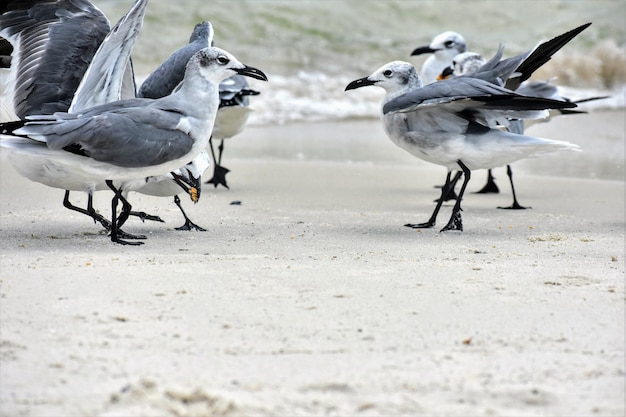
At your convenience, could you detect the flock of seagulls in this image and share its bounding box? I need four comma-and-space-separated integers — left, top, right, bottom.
346, 22, 598, 231
0, 0, 595, 243
0, 0, 267, 245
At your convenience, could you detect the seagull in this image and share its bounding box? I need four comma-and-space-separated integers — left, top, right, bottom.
1, 2, 255, 235
437, 23, 602, 209
0, 0, 161, 234
410, 31, 467, 85
345, 56, 579, 232
206, 74, 259, 189
138, 21, 259, 190
2, 45, 268, 244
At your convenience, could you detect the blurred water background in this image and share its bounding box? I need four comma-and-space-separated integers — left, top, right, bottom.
96, 0, 626, 126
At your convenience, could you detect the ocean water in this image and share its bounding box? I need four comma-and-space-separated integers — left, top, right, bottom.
95, 0, 626, 125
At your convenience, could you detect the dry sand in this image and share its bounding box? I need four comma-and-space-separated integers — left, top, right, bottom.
0, 111, 624, 416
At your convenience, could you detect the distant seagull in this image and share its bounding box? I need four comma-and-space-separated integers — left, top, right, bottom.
2, 46, 267, 244
345, 57, 579, 232
138, 21, 260, 190
206, 74, 259, 189
410, 31, 466, 85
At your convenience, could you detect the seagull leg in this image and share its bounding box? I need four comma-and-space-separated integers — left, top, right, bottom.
205, 136, 230, 189
441, 160, 471, 232
173, 195, 206, 231
406, 170, 462, 229
117, 192, 150, 240
434, 171, 460, 202
106, 180, 144, 245
87, 195, 141, 241
63, 190, 111, 231
498, 165, 530, 210
217, 139, 225, 165
473, 168, 499, 194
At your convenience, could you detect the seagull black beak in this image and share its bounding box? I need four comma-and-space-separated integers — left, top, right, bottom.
411, 45, 437, 56
345, 76, 377, 91
235, 65, 268, 81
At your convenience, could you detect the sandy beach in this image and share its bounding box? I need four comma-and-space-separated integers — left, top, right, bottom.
0, 110, 624, 415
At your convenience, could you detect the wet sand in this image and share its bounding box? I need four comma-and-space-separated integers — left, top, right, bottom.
0, 112, 624, 416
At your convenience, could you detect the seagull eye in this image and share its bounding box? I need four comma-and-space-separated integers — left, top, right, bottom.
444, 40, 455, 48
217, 56, 230, 65
383, 69, 393, 78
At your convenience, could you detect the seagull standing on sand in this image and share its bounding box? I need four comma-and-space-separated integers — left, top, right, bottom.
345, 58, 579, 232
1, 2, 260, 236
205, 74, 259, 189
0, 0, 161, 234
138, 21, 260, 190
435, 23, 598, 209
441, 50, 603, 209
410, 31, 466, 85
2, 46, 268, 244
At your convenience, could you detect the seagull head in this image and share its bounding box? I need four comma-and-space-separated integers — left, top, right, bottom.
451, 52, 485, 76
436, 52, 485, 80
345, 61, 422, 95
189, 46, 268, 85
411, 31, 466, 60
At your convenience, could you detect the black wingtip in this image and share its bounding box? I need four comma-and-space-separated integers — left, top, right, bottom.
505, 22, 592, 90
0, 120, 26, 135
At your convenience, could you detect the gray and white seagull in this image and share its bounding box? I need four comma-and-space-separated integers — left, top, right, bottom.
410, 31, 467, 85
2, 45, 267, 244
0, 0, 160, 235
138, 20, 259, 190
345, 55, 579, 232
434, 23, 602, 209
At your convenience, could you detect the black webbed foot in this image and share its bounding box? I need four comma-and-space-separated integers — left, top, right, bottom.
172, 195, 206, 232
116, 229, 148, 240
498, 202, 531, 210
129, 211, 165, 223
405, 221, 435, 229
474, 171, 499, 194
111, 237, 145, 246
205, 164, 230, 189
175, 220, 207, 232
440, 209, 463, 232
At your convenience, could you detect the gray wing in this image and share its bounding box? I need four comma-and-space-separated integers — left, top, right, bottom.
0, 0, 110, 117
467, 46, 531, 87
504, 22, 591, 91
451, 23, 591, 93
138, 22, 213, 99
383, 77, 577, 116
16, 105, 194, 168
383, 77, 517, 114
69, 0, 148, 112
516, 81, 560, 100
